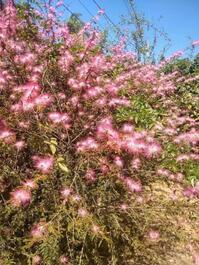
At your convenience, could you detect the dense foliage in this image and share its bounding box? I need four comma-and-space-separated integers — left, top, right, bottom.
0, 2, 199, 264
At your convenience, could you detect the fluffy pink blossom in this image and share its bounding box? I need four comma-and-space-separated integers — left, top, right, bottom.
192, 40, 199, 47
121, 123, 134, 134
13, 82, 40, 96
125, 178, 142, 193
69, 95, 79, 106
14, 53, 36, 65
56, 1, 64, 7
114, 156, 124, 168
60, 255, 69, 264
131, 158, 141, 170
120, 203, 128, 211
78, 208, 88, 217
48, 112, 70, 124
148, 230, 160, 242
58, 51, 74, 72
31, 222, 47, 238
0, 129, 15, 142
85, 169, 97, 183
71, 194, 81, 202
136, 196, 144, 203
177, 153, 199, 162
61, 187, 72, 199
95, 97, 107, 108
108, 98, 130, 107
157, 168, 183, 182
18, 121, 30, 129
14, 140, 26, 151
10, 188, 31, 207
92, 225, 100, 233
176, 154, 190, 162
32, 255, 41, 264
174, 129, 199, 145
34, 93, 54, 107
183, 186, 199, 198
22, 179, 37, 190
175, 173, 184, 182
76, 137, 99, 152
144, 143, 162, 157
58, 92, 66, 99
100, 163, 109, 174
157, 168, 170, 177
84, 86, 103, 99
193, 252, 199, 265
32, 155, 54, 173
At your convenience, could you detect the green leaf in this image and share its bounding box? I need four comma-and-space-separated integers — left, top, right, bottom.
50, 144, 56, 155
57, 156, 64, 162
50, 138, 58, 146
58, 163, 69, 173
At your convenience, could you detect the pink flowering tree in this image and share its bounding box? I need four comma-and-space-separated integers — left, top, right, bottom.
0, 1, 199, 264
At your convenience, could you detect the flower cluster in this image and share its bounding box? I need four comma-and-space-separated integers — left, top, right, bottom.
0, 1, 198, 264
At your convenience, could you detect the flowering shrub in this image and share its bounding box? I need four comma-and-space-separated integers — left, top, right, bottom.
0, 1, 199, 265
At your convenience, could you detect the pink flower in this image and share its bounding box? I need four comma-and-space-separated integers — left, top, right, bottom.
174, 129, 199, 146
18, 121, 30, 129
76, 137, 99, 152
69, 95, 79, 106
148, 230, 160, 242
48, 112, 70, 124
92, 225, 100, 233
56, 1, 64, 7
192, 40, 199, 47
95, 97, 107, 107
85, 169, 96, 183
108, 98, 130, 108
14, 140, 26, 151
114, 156, 123, 168
34, 93, 54, 107
58, 51, 74, 72
14, 53, 36, 65
121, 123, 134, 133
157, 168, 170, 177
78, 208, 88, 217
84, 86, 103, 99
31, 222, 47, 238
98, 9, 105, 15
10, 188, 31, 207
120, 203, 128, 211
71, 194, 81, 202
60, 255, 69, 264
100, 163, 109, 174
58, 92, 66, 99
193, 252, 199, 265
183, 186, 199, 198
0, 129, 15, 142
61, 187, 72, 199
22, 179, 37, 190
145, 143, 162, 157
175, 173, 184, 182
131, 158, 141, 170
125, 178, 142, 193
106, 84, 119, 95
136, 196, 144, 203
176, 154, 190, 162
32, 255, 41, 264
32, 155, 54, 173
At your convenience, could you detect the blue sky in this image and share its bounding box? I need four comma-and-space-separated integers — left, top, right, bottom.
64, 0, 199, 57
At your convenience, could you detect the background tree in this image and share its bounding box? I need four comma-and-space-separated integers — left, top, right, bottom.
67, 13, 84, 34
121, 0, 171, 63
